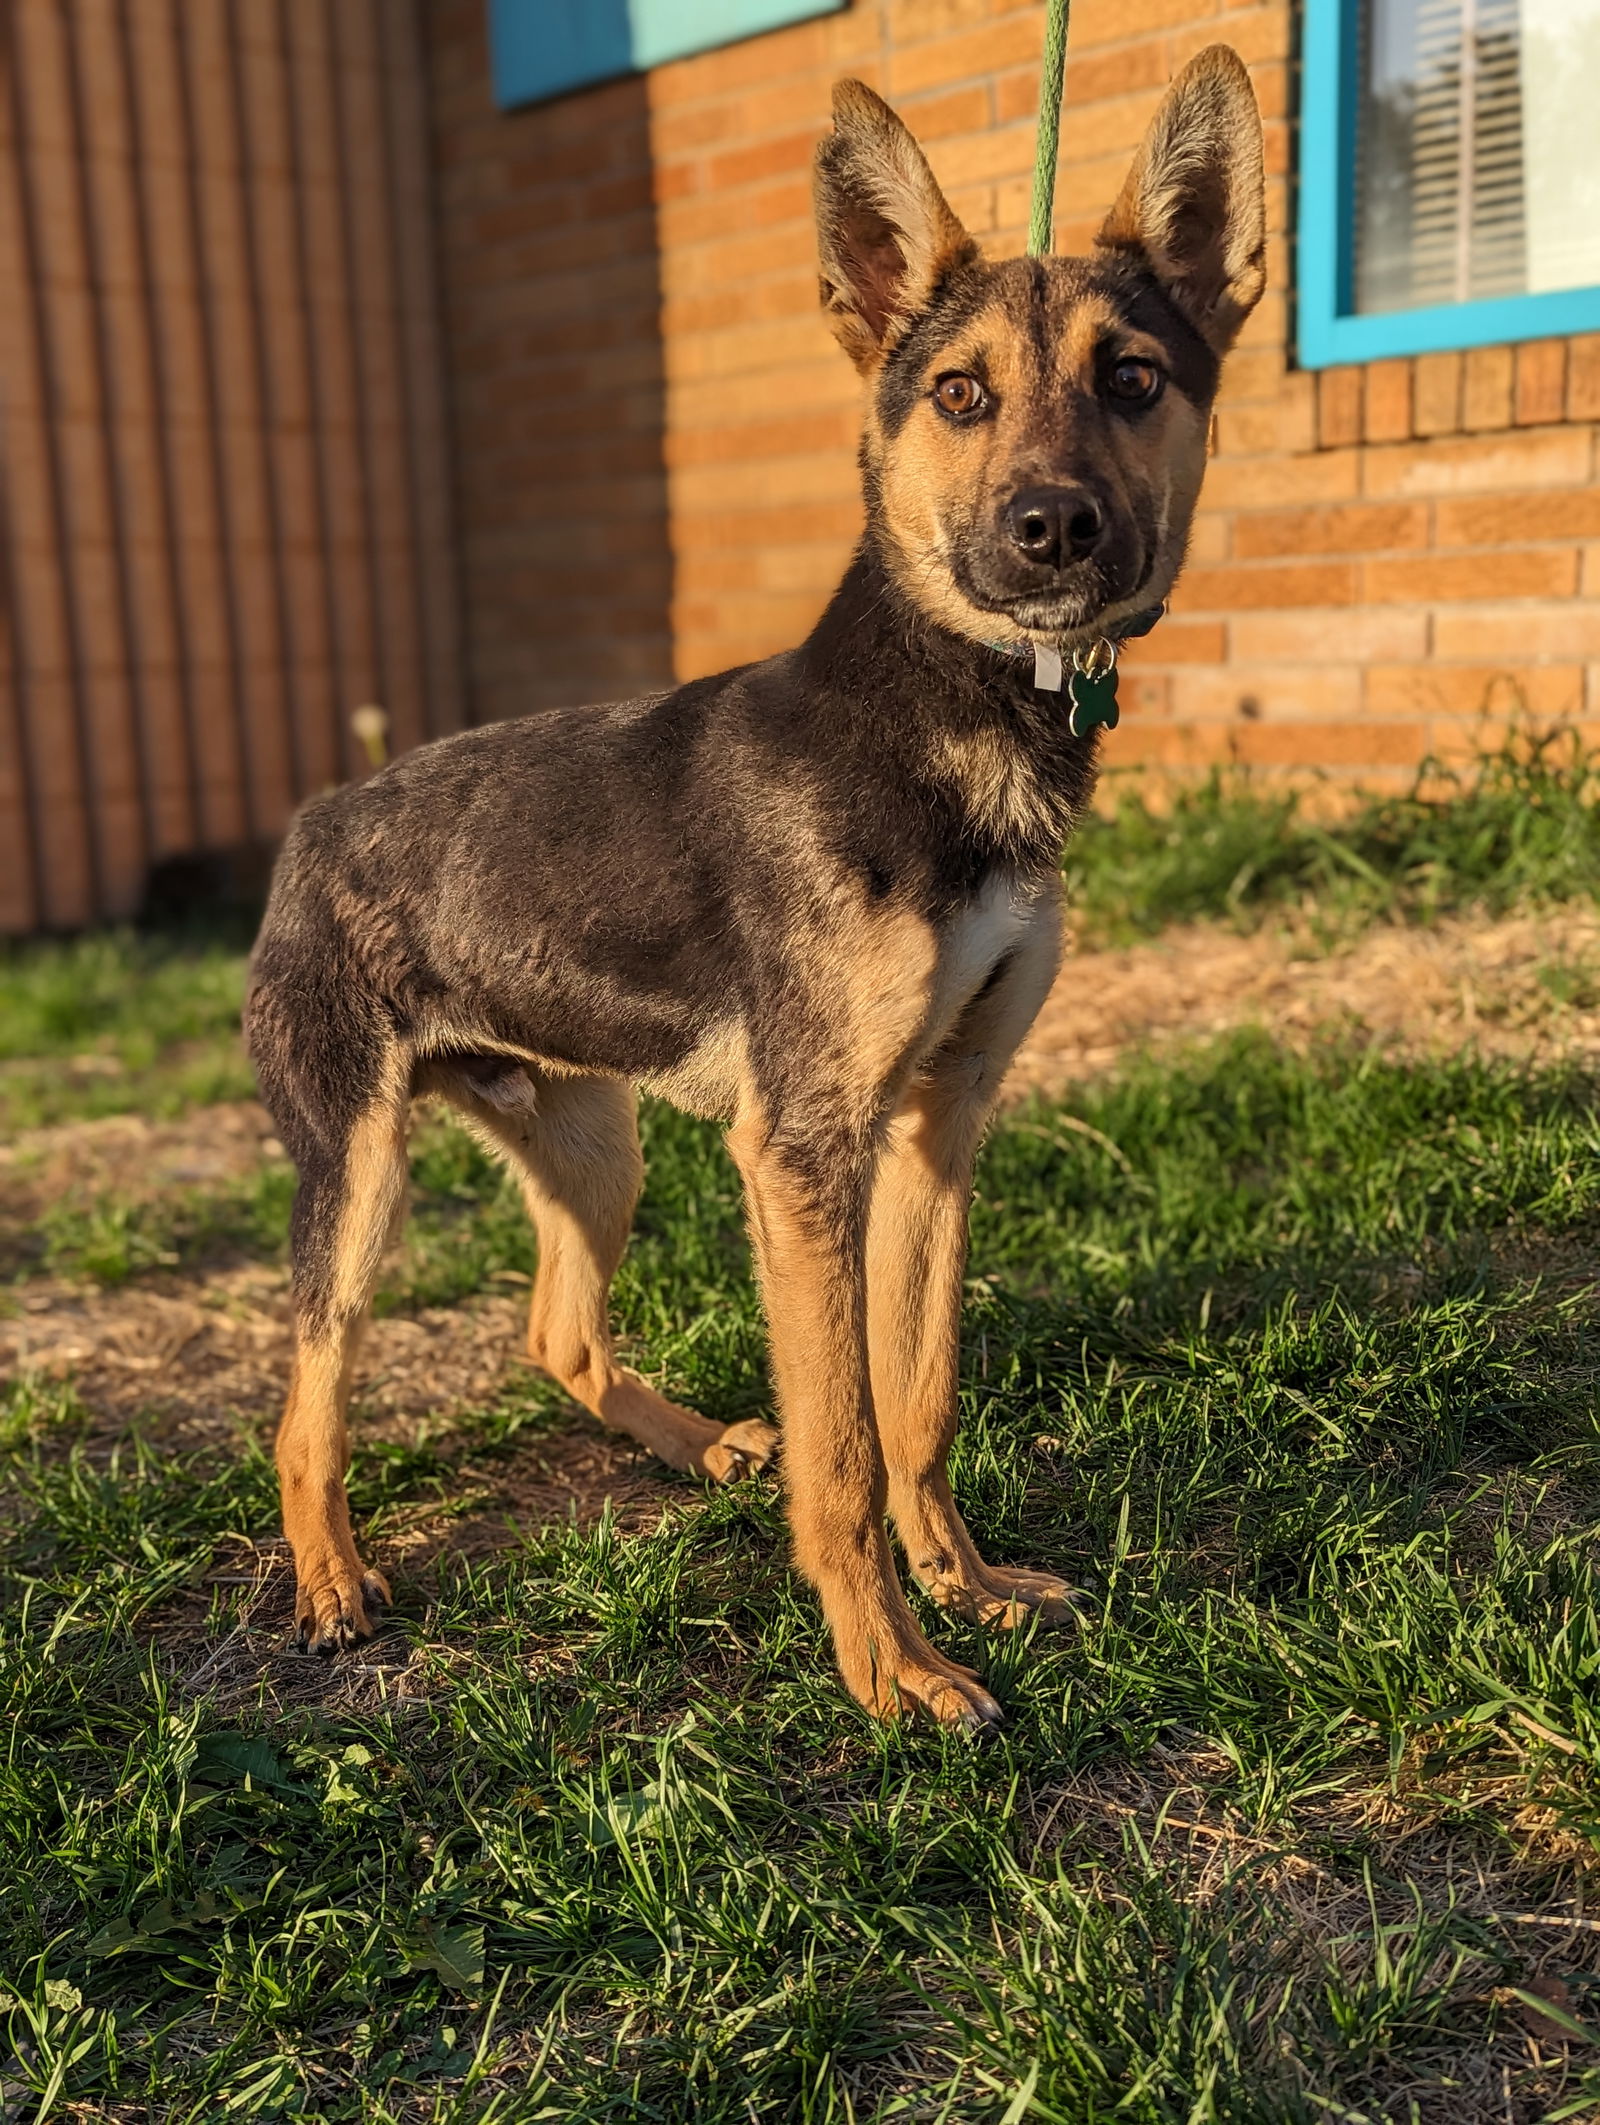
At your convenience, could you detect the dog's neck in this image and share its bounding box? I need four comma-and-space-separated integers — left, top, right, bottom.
797, 539, 1104, 863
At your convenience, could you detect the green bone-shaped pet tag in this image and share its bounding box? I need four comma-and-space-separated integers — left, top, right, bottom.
1067, 663, 1120, 737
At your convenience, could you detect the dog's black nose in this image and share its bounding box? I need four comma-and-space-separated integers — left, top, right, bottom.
1004, 485, 1105, 569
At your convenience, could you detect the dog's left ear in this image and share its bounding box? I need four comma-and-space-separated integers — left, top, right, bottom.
1096, 45, 1266, 354
814, 80, 977, 373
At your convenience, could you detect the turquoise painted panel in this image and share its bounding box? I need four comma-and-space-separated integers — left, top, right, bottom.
1296, 0, 1600, 367
488, 0, 847, 110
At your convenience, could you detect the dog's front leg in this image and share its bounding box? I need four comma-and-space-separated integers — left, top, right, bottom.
730, 1111, 1002, 1729
867, 1073, 1082, 1631
868, 908, 1082, 1634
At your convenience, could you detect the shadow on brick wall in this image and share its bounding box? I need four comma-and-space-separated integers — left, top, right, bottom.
427, 10, 675, 723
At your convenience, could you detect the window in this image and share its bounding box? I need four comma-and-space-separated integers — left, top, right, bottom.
487, 0, 847, 110
1298, 0, 1600, 363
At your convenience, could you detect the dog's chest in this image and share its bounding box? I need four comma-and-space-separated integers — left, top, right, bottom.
931, 872, 1040, 1028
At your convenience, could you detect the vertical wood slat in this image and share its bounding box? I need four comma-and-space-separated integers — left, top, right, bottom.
1, 2, 104, 923
0, 0, 463, 932
380, 0, 464, 742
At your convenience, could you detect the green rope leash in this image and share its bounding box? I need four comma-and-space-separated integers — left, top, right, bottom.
1026, 0, 1070, 256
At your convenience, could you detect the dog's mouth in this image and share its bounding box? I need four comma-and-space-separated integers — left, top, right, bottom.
949, 552, 1154, 643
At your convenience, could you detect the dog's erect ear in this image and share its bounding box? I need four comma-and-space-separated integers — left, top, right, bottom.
814, 80, 977, 372
1096, 46, 1266, 353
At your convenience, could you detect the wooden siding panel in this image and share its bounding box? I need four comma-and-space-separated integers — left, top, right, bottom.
0, 0, 463, 932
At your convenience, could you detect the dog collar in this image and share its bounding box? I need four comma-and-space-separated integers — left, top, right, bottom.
987, 602, 1164, 736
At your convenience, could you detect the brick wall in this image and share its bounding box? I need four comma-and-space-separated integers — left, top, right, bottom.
425, 2, 674, 726
428, 0, 1600, 784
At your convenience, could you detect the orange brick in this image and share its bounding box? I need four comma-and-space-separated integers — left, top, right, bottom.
1217, 379, 1315, 455
1433, 605, 1600, 660
927, 121, 1040, 190
1361, 427, 1592, 497
1317, 367, 1363, 448
886, 0, 993, 40
1109, 721, 1237, 771
1233, 502, 1427, 559
1121, 672, 1173, 719
1230, 719, 1427, 770
1071, 0, 1224, 49
888, 16, 1047, 96
1203, 447, 1361, 508
1364, 663, 1584, 720
703, 130, 816, 192
1435, 490, 1600, 545
1515, 340, 1566, 427
1170, 6, 1292, 62
997, 40, 1168, 121
1180, 560, 1357, 609
1125, 618, 1227, 663
1362, 549, 1579, 603
1169, 664, 1361, 722
1230, 608, 1429, 661
1363, 359, 1411, 443
1461, 345, 1514, 432
1566, 334, 1600, 420
1412, 352, 1461, 436
896, 83, 994, 138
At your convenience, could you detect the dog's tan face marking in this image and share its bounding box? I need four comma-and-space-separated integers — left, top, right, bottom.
815, 48, 1265, 650
871, 274, 1213, 645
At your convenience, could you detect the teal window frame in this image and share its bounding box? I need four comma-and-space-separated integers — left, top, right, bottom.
487, 0, 847, 110
1297, 0, 1600, 367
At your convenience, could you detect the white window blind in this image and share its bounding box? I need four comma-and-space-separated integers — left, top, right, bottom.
1354, 0, 1600, 312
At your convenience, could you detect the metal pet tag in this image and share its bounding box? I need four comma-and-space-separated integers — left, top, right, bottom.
1067, 664, 1120, 737
1032, 643, 1064, 692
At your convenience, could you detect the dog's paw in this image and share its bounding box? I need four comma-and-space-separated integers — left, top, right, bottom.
702, 1418, 780, 1483
870, 1655, 1004, 1734
294, 1564, 390, 1656
922, 1561, 1088, 1631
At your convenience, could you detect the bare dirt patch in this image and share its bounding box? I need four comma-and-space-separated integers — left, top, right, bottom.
1013, 906, 1600, 1092
0, 1098, 281, 1231
2, 1264, 673, 1553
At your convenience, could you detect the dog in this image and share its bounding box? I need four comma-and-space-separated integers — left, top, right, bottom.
244, 47, 1265, 1729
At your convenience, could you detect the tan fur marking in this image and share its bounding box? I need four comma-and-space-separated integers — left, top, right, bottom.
274, 1046, 413, 1651
639, 1020, 750, 1121
328, 1079, 412, 1319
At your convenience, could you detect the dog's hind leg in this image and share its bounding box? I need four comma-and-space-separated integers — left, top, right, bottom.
868, 925, 1084, 1634
273, 1055, 411, 1653
442, 1068, 776, 1481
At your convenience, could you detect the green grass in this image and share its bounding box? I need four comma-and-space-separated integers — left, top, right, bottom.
0, 919, 255, 1134
1071, 728, 1600, 942
5, 1033, 1600, 2119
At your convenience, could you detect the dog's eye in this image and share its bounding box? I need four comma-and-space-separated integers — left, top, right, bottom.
933, 373, 985, 418
1107, 358, 1163, 404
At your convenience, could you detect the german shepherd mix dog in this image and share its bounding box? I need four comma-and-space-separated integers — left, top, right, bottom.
246, 48, 1265, 1728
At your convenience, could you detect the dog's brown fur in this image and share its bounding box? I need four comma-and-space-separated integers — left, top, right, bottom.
245, 49, 1265, 1728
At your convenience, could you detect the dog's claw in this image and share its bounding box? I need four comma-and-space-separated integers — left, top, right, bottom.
292, 1564, 391, 1656
702, 1418, 780, 1483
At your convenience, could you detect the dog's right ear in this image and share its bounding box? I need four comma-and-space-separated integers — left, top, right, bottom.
813, 80, 977, 373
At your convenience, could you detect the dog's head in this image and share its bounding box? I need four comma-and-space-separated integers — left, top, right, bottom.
813, 47, 1265, 648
